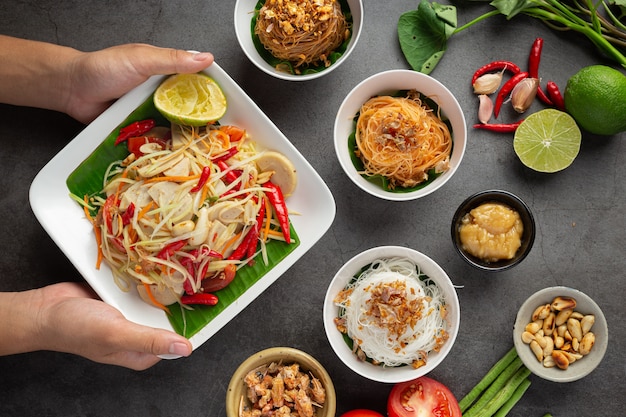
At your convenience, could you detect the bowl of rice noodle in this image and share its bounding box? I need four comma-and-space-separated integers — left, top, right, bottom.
334, 69, 467, 201
234, 0, 363, 81
323, 246, 460, 383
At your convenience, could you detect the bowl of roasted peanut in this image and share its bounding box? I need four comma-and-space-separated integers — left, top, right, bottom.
225, 347, 336, 417
513, 286, 608, 382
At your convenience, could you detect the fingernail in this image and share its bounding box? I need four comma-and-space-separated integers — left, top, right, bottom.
169, 342, 191, 357
192, 52, 213, 61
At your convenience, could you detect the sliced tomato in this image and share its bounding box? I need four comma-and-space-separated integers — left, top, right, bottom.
387, 376, 461, 417
201, 263, 237, 292
127, 136, 169, 157
340, 410, 385, 417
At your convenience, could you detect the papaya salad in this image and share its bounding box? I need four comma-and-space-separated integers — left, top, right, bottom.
81, 119, 297, 313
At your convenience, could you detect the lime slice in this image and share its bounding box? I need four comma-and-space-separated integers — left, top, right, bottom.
513, 109, 581, 173
154, 73, 227, 126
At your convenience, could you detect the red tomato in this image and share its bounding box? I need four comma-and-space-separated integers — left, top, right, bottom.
387, 376, 461, 417
127, 136, 169, 157
340, 410, 385, 417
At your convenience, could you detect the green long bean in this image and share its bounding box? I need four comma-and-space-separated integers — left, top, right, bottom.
492, 378, 532, 417
458, 347, 519, 413
473, 367, 533, 417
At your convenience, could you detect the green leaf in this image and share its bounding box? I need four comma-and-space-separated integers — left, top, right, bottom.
398, 0, 457, 74
490, 0, 536, 18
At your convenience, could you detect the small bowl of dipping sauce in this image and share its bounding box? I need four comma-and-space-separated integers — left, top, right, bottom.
451, 190, 535, 271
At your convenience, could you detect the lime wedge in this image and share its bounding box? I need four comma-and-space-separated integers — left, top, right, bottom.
513, 109, 581, 173
154, 73, 227, 126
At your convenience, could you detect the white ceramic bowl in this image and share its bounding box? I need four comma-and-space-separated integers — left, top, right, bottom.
323, 246, 460, 383
513, 286, 608, 382
234, 0, 363, 81
334, 70, 467, 201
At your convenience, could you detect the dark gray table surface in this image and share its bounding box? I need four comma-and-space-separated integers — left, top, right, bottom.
1, 1, 624, 416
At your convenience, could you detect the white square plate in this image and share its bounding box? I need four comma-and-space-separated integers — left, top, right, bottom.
29, 63, 336, 351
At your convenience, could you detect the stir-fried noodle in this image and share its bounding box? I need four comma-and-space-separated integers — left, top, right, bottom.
255, 0, 350, 70
355, 92, 452, 189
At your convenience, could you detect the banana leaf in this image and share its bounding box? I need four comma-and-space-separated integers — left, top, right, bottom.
66, 95, 300, 338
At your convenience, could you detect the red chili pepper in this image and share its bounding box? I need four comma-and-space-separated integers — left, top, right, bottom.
527, 38, 554, 106
546, 81, 566, 111
473, 120, 524, 132
264, 182, 291, 244
190, 166, 211, 193
217, 160, 241, 185
114, 119, 156, 145
101, 194, 118, 233
156, 240, 187, 259
227, 224, 261, 261
494, 72, 529, 118
211, 146, 239, 163
180, 293, 218, 306
471, 60, 522, 85
245, 198, 266, 264
120, 203, 135, 226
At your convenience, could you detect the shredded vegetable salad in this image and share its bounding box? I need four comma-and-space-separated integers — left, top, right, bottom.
81, 121, 296, 312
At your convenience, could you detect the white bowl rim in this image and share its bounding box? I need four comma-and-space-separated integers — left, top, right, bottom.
333, 69, 467, 201
513, 286, 608, 383
323, 245, 460, 383
233, 0, 364, 81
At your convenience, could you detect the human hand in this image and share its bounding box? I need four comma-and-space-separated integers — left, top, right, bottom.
27, 282, 192, 370
65, 43, 214, 123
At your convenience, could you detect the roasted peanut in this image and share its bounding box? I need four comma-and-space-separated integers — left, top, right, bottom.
530, 340, 544, 362
552, 350, 570, 370
567, 318, 583, 341
555, 309, 573, 326
551, 296, 576, 311
532, 303, 552, 321
579, 332, 595, 355
543, 336, 554, 357
554, 335, 564, 349
525, 322, 541, 334
543, 312, 556, 336
581, 315, 595, 335
521, 331, 535, 344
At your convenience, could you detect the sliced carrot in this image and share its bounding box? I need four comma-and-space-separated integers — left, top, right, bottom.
82, 195, 94, 222
221, 230, 244, 255
93, 225, 104, 269
262, 196, 272, 242
136, 201, 155, 221
142, 283, 170, 314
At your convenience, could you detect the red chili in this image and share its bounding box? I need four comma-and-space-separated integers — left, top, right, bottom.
494, 72, 529, 118
546, 81, 566, 111
264, 182, 291, 244
156, 240, 187, 259
227, 228, 257, 261
190, 166, 211, 193
473, 120, 524, 132
245, 198, 266, 264
217, 160, 241, 185
120, 203, 135, 226
527, 38, 553, 106
471, 60, 522, 84
180, 293, 218, 306
211, 146, 239, 163
114, 119, 156, 145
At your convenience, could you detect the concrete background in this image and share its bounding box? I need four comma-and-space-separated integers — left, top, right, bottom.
1, 0, 625, 415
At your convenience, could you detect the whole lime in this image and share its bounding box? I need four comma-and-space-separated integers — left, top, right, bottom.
563, 65, 626, 136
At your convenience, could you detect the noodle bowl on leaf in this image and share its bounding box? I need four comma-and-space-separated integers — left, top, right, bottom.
323, 246, 460, 383
234, 0, 363, 81
335, 70, 467, 200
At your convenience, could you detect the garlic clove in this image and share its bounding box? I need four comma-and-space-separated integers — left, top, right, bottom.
511, 78, 539, 113
473, 71, 504, 95
478, 94, 493, 124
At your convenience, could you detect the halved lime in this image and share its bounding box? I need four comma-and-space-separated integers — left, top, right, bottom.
154, 73, 227, 126
513, 109, 581, 173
